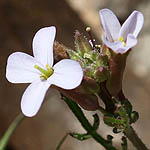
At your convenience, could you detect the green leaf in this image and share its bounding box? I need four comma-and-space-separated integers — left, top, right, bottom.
70, 133, 91, 141
92, 114, 100, 130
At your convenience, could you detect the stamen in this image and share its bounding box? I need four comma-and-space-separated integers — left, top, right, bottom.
119, 36, 126, 47
86, 27, 96, 48
34, 64, 54, 80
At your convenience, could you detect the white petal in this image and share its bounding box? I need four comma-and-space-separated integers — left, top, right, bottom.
48, 59, 83, 89
33, 26, 56, 67
99, 9, 121, 41
21, 80, 50, 117
6, 52, 41, 83
126, 34, 137, 49
120, 11, 144, 39
102, 35, 125, 53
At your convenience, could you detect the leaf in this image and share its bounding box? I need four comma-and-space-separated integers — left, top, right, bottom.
70, 132, 91, 141
92, 114, 100, 130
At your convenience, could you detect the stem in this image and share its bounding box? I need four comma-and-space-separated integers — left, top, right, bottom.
63, 96, 117, 150
124, 125, 149, 150
0, 113, 25, 150
56, 133, 69, 150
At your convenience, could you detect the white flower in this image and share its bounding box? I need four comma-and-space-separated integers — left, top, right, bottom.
99, 9, 144, 53
6, 27, 83, 117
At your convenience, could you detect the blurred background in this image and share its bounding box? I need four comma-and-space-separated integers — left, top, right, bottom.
0, 0, 150, 149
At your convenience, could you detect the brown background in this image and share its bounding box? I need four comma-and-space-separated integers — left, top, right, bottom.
0, 0, 150, 150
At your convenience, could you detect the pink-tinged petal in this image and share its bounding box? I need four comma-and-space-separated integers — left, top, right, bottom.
21, 80, 50, 117
99, 9, 121, 41
102, 35, 125, 53
120, 11, 144, 39
48, 59, 83, 89
6, 52, 41, 83
33, 26, 56, 67
126, 34, 137, 49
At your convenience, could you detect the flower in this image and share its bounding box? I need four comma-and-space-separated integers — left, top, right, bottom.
6, 27, 83, 117
99, 9, 144, 53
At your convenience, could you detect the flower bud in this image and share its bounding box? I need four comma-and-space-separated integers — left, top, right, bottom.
95, 66, 110, 82
53, 41, 69, 62
74, 30, 92, 56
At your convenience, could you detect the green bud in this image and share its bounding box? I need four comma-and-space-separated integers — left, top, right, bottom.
122, 99, 132, 116
67, 49, 81, 61
74, 30, 92, 56
94, 66, 110, 82
130, 111, 139, 123
84, 66, 95, 78
96, 54, 109, 67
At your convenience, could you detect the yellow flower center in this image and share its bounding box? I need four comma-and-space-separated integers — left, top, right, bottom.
119, 36, 126, 47
34, 64, 54, 80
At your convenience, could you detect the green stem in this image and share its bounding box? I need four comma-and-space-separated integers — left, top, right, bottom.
63, 96, 117, 150
0, 113, 25, 150
56, 133, 69, 150
123, 125, 148, 150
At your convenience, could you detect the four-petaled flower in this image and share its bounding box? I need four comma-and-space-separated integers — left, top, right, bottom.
99, 8, 144, 53
6, 27, 83, 117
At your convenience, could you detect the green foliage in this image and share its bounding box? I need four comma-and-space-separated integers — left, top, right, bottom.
67, 30, 110, 83
92, 114, 100, 130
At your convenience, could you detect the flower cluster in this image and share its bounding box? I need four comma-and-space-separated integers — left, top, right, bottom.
5, 9, 144, 117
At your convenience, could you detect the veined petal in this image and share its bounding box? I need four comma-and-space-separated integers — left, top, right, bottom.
102, 35, 125, 53
120, 11, 144, 40
21, 80, 50, 117
6, 52, 41, 83
33, 26, 56, 67
48, 59, 83, 89
126, 34, 137, 49
99, 9, 121, 41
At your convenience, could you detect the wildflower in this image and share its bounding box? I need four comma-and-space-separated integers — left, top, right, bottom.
6, 27, 83, 117
99, 9, 144, 53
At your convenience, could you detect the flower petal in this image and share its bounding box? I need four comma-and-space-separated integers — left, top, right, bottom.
126, 34, 137, 49
21, 80, 50, 117
99, 9, 121, 41
120, 11, 144, 39
6, 52, 41, 83
48, 59, 83, 89
102, 35, 125, 53
33, 26, 56, 67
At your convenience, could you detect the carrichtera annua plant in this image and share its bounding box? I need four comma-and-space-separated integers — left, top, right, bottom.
0, 8, 148, 150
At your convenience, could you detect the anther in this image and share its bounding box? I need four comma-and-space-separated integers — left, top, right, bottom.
86, 27, 96, 48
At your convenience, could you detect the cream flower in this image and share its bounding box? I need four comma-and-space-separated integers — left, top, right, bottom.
99, 9, 144, 53
6, 27, 83, 117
